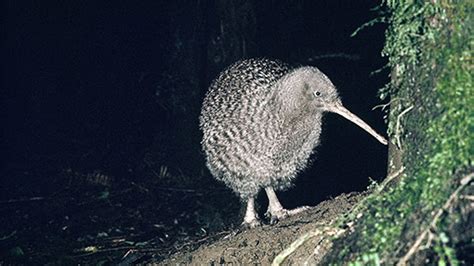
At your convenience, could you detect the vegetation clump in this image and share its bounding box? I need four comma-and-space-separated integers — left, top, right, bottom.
322, 1, 473, 264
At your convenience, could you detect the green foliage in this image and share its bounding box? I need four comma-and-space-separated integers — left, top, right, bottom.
327, 0, 473, 263
434, 232, 460, 266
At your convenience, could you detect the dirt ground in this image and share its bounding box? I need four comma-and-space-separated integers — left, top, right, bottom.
0, 168, 364, 265
158, 192, 364, 265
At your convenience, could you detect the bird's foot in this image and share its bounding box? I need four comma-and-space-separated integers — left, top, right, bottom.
265, 206, 310, 224
241, 217, 262, 229
241, 197, 262, 228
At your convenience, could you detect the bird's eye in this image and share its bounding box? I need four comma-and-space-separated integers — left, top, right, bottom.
314, 91, 321, 97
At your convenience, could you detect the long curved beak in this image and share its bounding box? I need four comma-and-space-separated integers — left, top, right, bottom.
326, 102, 388, 145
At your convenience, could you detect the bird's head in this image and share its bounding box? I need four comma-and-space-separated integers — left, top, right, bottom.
275, 66, 388, 145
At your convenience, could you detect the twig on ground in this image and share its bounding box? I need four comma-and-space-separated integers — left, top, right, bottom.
272, 226, 344, 266
0, 197, 45, 204
307, 53, 361, 62
396, 172, 473, 266
372, 101, 391, 111
155, 186, 201, 193
372, 97, 403, 111
394, 105, 414, 149
72, 246, 168, 258
0, 230, 17, 240
172, 230, 232, 251
377, 166, 405, 193
460, 195, 474, 201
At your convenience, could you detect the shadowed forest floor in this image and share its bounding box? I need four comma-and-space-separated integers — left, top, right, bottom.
2, 169, 472, 264
0, 168, 364, 264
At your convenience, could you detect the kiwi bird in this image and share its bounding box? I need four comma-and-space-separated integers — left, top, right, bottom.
199, 58, 387, 227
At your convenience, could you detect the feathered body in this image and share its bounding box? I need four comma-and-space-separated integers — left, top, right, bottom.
200, 58, 334, 199
200, 58, 387, 226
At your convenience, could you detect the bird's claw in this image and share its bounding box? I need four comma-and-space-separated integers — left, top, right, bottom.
265, 206, 311, 224
265, 209, 287, 224
241, 218, 262, 229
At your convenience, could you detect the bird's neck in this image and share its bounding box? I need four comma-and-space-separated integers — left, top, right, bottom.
270, 81, 323, 122
268, 89, 323, 137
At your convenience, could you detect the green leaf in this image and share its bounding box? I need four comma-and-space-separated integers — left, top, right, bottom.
9, 246, 24, 257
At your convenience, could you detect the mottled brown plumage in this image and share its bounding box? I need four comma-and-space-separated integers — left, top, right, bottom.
200, 58, 387, 227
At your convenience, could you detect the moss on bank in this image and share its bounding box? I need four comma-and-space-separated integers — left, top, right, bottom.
323, 1, 473, 264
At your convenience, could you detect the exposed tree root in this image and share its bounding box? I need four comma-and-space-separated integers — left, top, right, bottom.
271, 226, 344, 265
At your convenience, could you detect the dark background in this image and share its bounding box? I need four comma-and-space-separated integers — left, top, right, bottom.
1, 0, 388, 261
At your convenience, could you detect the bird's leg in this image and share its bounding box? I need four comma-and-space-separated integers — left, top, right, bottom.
264, 187, 285, 220
242, 197, 261, 228
264, 187, 309, 224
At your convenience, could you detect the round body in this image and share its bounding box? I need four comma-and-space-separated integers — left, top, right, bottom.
200, 58, 324, 199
